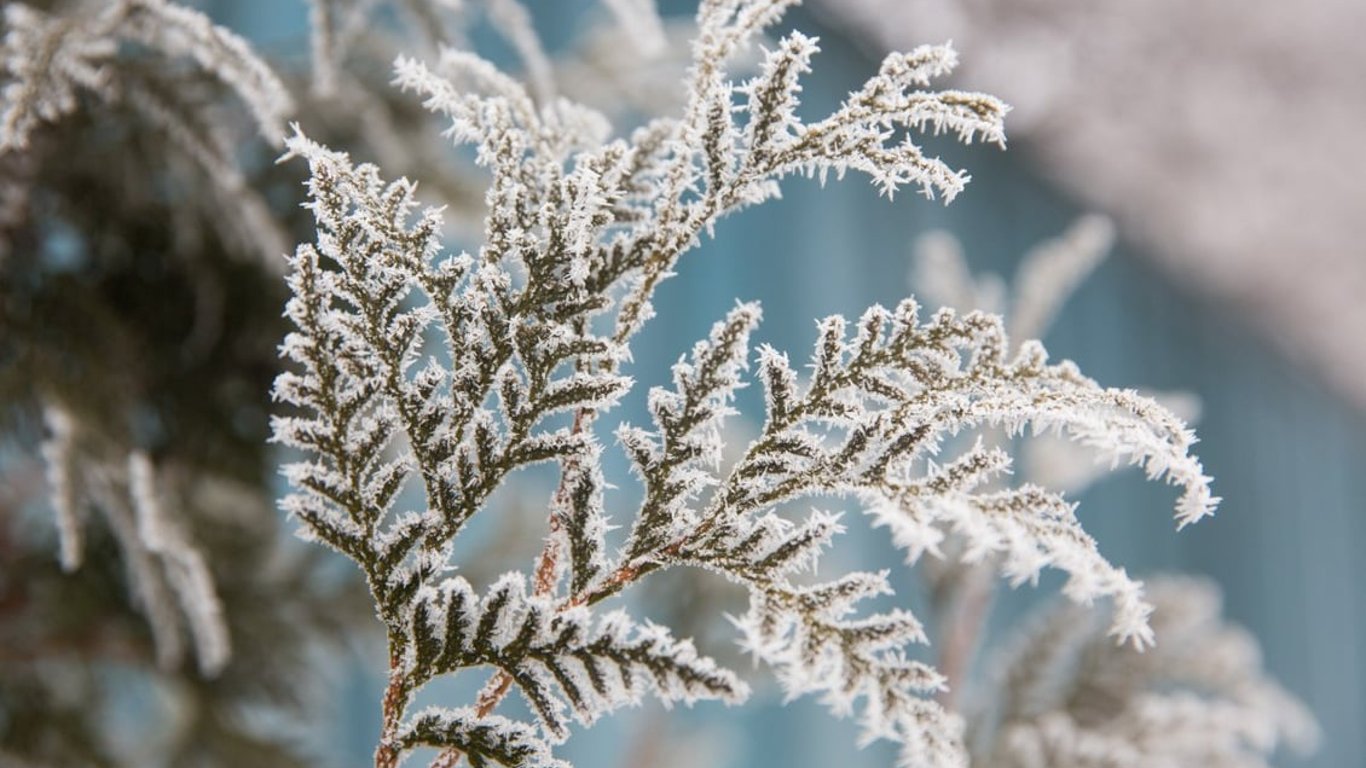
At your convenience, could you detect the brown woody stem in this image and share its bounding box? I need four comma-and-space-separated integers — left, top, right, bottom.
376, 645, 410, 768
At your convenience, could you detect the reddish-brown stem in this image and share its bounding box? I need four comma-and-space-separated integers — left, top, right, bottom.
430, 409, 590, 767
376, 646, 409, 768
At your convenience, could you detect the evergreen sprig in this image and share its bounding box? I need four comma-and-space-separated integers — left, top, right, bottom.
272, 2, 1222, 767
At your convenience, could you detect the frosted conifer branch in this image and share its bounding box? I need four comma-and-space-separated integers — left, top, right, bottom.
616, 300, 1214, 764
398, 707, 568, 767
270, 3, 1224, 766
401, 574, 746, 741
392, 0, 1006, 348
0, 0, 292, 152
276, 131, 631, 619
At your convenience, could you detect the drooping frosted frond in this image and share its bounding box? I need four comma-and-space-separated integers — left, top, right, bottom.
1, 4, 116, 152
127, 452, 231, 677
87, 466, 188, 672
746, 300, 1215, 533
1, 0, 294, 266
979, 577, 1318, 768
866, 443, 1154, 647
612, 299, 1213, 765
911, 217, 1209, 505
1, 0, 292, 152
1023, 388, 1202, 498
115, 0, 292, 143
35, 407, 230, 676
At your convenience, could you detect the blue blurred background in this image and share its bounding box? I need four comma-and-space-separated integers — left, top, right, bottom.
206, 2, 1366, 766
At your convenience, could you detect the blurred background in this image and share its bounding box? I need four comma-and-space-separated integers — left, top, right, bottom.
2, 1, 1361, 767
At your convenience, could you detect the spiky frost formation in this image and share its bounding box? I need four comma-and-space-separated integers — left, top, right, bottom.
905, 218, 1221, 716
697, 302, 1213, 764
978, 577, 1318, 768
272, 2, 1221, 766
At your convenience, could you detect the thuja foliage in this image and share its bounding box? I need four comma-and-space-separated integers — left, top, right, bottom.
271, 2, 1228, 766
2, 0, 1313, 766
908, 220, 1317, 768
2, 0, 532, 763
2, 0, 684, 763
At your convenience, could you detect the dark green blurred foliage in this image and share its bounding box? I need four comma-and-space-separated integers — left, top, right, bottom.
1, 114, 288, 482
0, 31, 372, 766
